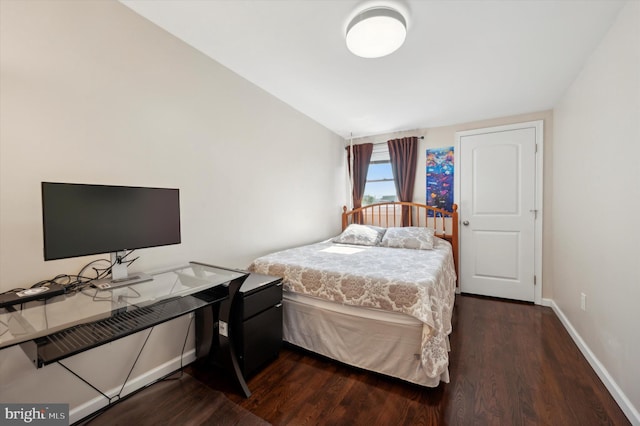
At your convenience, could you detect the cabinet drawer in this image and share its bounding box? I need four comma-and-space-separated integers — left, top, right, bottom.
240, 303, 283, 377
241, 282, 282, 320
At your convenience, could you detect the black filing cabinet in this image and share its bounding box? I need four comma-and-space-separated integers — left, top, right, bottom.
232, 273, 283, 378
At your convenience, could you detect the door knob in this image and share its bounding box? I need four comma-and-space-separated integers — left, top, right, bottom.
462, 220, 470, 226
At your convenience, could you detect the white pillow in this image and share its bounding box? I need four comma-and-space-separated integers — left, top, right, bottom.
332, 224, 386, 246
380, 227, 435, 250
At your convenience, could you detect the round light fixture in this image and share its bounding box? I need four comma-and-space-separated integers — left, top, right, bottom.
346, 7, 407, 59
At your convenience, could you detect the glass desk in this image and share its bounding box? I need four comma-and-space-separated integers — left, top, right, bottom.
0, 262, 251, 397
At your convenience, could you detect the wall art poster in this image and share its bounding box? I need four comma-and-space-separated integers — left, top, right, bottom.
426, 147, 454, 213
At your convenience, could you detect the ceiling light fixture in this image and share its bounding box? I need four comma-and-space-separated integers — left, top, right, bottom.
346, 7, 407, 59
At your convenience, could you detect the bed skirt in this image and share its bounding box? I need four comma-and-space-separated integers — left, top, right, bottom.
283, 292, 450, 387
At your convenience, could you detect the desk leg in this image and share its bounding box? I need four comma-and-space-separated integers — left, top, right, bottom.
194, 304, 215, 359
216, 275, 251, 398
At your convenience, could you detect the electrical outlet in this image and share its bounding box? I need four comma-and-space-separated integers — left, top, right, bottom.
580, 293, 587, 311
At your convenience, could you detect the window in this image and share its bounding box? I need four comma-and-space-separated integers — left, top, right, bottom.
363, 145, 397, 205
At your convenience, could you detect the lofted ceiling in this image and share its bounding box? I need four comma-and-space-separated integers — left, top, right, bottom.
120, 0, 625, 138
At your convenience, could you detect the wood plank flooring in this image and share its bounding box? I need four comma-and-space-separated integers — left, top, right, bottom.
190, 294, 630, 425
76, 373, 268, 426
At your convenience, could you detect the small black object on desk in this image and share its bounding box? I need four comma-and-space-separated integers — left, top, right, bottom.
0, 284, 66, 309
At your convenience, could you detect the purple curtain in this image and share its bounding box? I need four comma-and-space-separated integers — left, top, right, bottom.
388, 137, 418, 226
347, 143, 373, 223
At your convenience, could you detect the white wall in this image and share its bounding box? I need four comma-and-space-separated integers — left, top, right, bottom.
0, 0, 345, 421
551, 1, 639, 421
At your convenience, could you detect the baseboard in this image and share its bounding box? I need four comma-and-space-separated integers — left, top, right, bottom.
545, 299, 639, 425
539, 297, 553, 307
69, 349, 197, 424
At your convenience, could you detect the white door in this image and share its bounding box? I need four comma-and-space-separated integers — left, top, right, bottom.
456, 122, 541, 302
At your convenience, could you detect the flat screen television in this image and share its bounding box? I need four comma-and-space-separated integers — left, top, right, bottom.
42, 182, 181, 286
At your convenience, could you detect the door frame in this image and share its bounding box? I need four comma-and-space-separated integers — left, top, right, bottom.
454, 120, 544, 305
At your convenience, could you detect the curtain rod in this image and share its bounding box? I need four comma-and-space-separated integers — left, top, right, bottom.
345, 136, 425, 149
371, 136, 424, 146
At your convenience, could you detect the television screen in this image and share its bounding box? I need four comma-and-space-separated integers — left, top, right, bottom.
42, 182, 181, 261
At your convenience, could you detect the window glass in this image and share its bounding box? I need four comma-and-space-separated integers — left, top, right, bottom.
363, 161, 397, 205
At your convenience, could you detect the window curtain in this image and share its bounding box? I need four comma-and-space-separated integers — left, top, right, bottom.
388, 137, 418, 226
347, 143, 373, 223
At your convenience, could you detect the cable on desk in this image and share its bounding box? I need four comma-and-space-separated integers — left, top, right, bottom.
122, 287, 141, 300
116, 250, 139, 267
3, 252, 142, 300
77, 259, 112, 280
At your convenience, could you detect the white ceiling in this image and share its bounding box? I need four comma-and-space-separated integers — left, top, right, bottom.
120, 0, 625, 138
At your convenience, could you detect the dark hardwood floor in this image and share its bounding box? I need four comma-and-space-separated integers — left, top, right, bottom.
77, 373, 268, 426
189, 294, 629, 425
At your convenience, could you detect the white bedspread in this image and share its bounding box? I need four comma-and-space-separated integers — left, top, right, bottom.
248, 237, 456, 381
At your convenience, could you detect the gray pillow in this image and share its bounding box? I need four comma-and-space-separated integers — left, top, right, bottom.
332, 224, 386, 246
380, 227, 436, 250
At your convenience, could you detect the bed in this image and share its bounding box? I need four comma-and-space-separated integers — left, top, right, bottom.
248, 202, 458, 387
